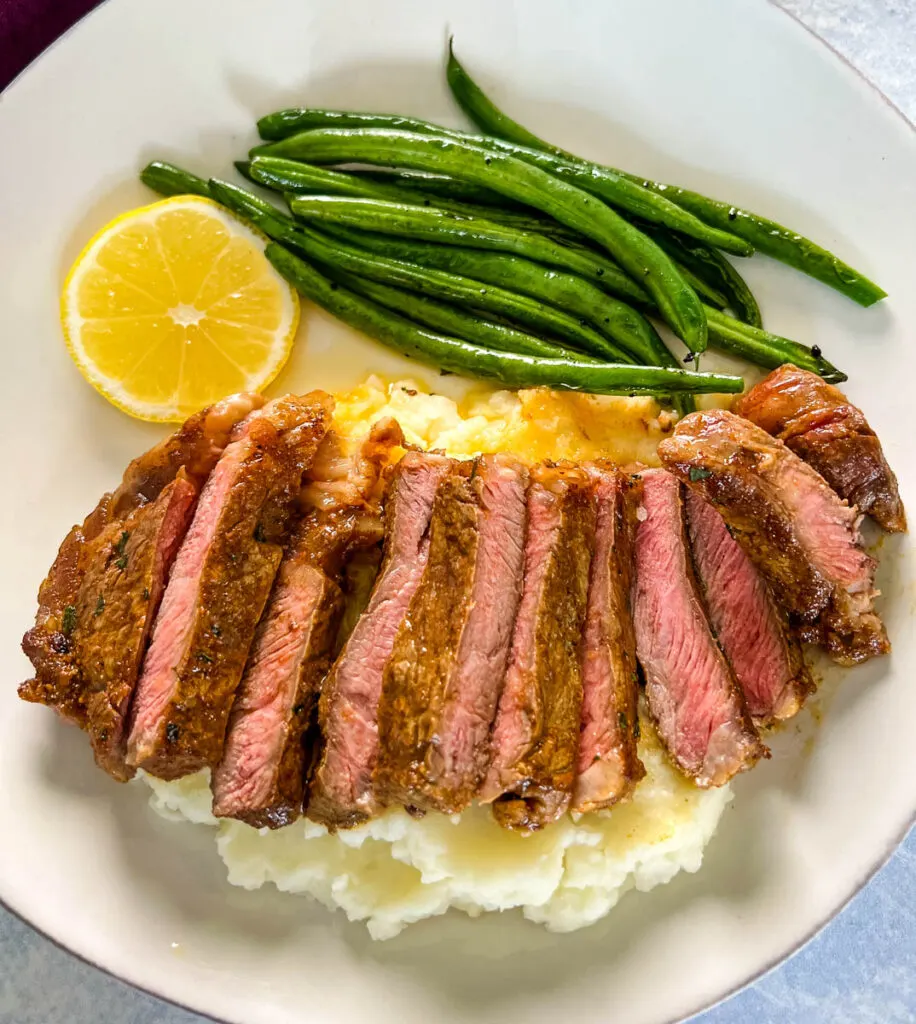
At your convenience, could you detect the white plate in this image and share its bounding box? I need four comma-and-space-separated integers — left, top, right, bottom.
0, 1, 914, 1022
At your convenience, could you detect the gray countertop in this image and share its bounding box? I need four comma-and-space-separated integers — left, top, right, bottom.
2, 1, 915, 1021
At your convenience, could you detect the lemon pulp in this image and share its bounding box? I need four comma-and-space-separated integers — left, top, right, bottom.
61, 196, 299, 422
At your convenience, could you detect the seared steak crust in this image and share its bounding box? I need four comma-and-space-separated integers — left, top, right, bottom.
659, 410, 888, 665
127, 395, 332, 779
632, 469, 766, 786
78, 473, 199, 780
375, 454, 528, 815
308, 452, 453, 830
686, 490, 812, 725
212, 507, 383, 828
736, 364, 906, 533
20, 393, 263, 726
573, 464, 645, 813
481, 463, 595, 832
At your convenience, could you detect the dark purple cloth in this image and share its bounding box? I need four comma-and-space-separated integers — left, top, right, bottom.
0, 0, 104, 91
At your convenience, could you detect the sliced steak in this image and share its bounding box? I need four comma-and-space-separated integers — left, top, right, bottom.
632, 469, 766, 786
307, 451, 453, 830
659, 409, 888, 665
375, 454, 529, 815
686, 490, 813, 725
736, 364, 906, 532
126, 394, 332, 780
20, 393, 263, 726
77, 472, 200, 780
572, 464, 645, 814
480, 463, 595, 832
212, 507, 382, 828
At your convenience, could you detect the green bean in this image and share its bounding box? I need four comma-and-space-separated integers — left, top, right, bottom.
346, 168, 515, 207
701, 250, 762, 328
444, 40, 551, 153
318, 224, 670, 368
318, 218, 692, 412
256, 110, 751, 258
704, 308, 845, 383
628, 181, 884, 308
445, 45, 885, 307
145, 156, 641, 317
257, 109, 440, 143
652, 247, 729, 310
140, 160, 213, 199
246, 156, 577, 239
265, 243, 743, 397
140, 167, 834, 386
631, 227, 731, 312
287, 193, 648, 305
331, 271, 600, 363
640, 226, 761, 326
291, 190, 728, 336
207, 179, 632, 363
258, 128, 710, 353
310, 194, 839, 381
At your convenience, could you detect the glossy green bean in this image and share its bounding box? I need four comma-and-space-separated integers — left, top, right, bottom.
319, 224, 670, 368
258, 127, 710, 353
641, 226, 760, 326
256, 109, 751, 258
287, 193, 648, 305
142, 168, 834, 385
245, 156, 577, 239
704, 308, 845, 382
347, 168, 515, 207
265, 243, 743, 396
331, 271, 600, 362
445, 45, 885, 307
699, 249, 762, 328
140, 160, 213, 199
208, 179, 632, 363
651, 246, 729, 310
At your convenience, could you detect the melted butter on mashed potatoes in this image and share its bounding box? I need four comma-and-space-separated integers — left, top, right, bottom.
141, 377, 732, 940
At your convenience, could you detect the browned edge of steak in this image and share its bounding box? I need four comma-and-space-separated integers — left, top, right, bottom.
212, 505, 384, 829
659, 409, 888, 666
735, 364, 906, 533
572, 464, 645, 814
631, 469, 766, 787
78, 472, 200, 780
126, 394, 332, 780
375, 454, 528, 815
307, 451, 452, 830
685, 489, 813, 726
481, 462, 596, 833
426, 454, 529, 810
19, 393, 264, 726
374, 459, 483, 813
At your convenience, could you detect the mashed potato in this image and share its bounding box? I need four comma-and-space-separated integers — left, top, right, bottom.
141, 378, 732, 940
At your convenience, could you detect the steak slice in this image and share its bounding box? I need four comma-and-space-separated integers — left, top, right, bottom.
686, 490, 813, 725
572, 464, 645, 814
480, 463, 595, 832
375, 454, 529, 815
632, 469, 766, 786
736, 364, 906, 533
659, 409, 888, 665
212, 507, 382, 828
126, 394, 332, 780
77, 472, 200, 780
20, 393, 263, 726
307, 451, 453, 830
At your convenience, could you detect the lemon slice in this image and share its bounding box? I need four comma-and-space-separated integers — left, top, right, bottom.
61, 195, 299, 422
